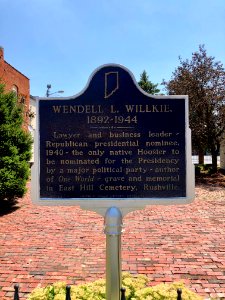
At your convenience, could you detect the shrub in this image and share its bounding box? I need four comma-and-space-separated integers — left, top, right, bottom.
195, 165, 201, 176
0, 84, 32, 203
28, 272, 203, 300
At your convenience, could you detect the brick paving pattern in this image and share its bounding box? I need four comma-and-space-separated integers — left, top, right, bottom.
0, 184, 225, 299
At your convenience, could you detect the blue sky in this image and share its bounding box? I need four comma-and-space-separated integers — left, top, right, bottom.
1, 0, 225, 97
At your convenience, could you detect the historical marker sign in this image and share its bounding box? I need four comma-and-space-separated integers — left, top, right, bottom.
31, 64, 194, 215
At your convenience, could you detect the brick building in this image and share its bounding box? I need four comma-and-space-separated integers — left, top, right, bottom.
0, 47, 30, 127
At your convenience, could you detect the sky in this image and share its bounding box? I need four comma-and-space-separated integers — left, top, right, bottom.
0, 0, 225, 97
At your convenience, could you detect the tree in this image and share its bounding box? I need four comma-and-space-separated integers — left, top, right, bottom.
163, 45, 225, 172
138, 70, 160, 94
0, 84, 32, 204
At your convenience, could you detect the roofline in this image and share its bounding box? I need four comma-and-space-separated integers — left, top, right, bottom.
4, 60, 30, 80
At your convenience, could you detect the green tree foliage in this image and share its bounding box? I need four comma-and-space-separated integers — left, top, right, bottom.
0, 84, 32, 203
138, 70, 160, 94
162, 45, 225, 172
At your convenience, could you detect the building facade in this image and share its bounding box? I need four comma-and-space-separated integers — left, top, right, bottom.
0, 47, 30, 127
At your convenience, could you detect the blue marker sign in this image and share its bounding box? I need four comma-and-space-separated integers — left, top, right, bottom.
32, 64, 194, 215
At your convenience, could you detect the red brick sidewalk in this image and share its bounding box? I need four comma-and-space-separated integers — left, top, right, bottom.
0, 184, 225, 299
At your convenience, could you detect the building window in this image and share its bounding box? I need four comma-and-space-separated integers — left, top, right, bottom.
20, 96, 25, 104
12, 85, 18, 96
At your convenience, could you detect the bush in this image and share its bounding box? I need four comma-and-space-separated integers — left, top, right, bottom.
0, 84, 32, 203
28, 273, 203, 300
195, 165, 201, 176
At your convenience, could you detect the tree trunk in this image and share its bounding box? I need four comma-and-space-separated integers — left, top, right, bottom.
198, 149, 204, 165
211, 151, 218, 173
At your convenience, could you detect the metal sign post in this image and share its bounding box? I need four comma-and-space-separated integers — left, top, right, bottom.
104, 207, 123, 300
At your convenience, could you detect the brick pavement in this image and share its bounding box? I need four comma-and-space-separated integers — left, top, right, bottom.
0, 184, 225, 299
